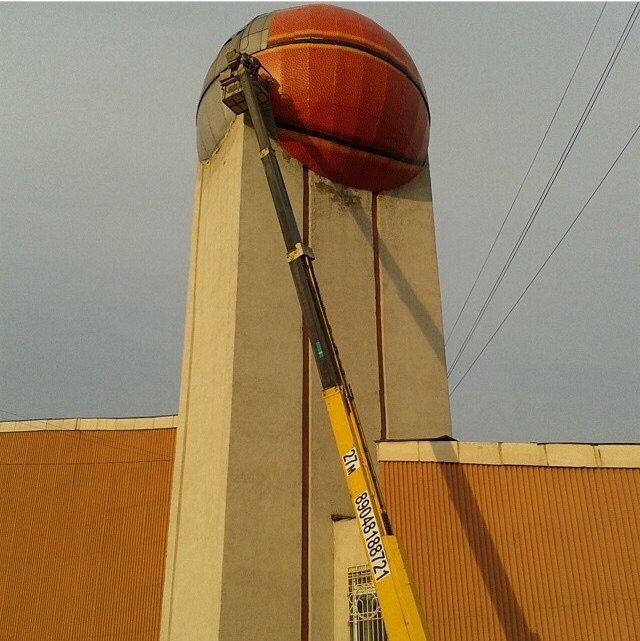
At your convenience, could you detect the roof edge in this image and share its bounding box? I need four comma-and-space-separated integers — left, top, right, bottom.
0, 415, 178, 433
377, 440, 640, 469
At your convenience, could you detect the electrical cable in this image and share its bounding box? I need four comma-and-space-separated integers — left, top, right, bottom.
447, 3, 639, 377
448, 2, 639, 376
449, 122, 640, 397
445, 2, 607, 348
448, 3, 639, 378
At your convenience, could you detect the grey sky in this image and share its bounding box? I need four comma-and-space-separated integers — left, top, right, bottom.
1, 2, 638, 443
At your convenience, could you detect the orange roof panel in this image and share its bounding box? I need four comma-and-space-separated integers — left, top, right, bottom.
382, 461, 640, 641
0, 429, 175, 641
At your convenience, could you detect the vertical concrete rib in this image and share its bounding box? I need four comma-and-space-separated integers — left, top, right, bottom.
377, 163, 451, 438
161, 163, 204, 641
371, 193, 387, 441
166, 120, 304, 641
301, 166, 310, 641
308, 174, 377, 641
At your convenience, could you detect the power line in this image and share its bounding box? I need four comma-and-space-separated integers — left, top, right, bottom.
445, 2, 607, 348
447, 3, 640, 378
447, 3, 639, 376
449, 122, 640, 397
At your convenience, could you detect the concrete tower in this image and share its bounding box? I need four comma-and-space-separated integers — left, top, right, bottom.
161, 6, 451, 640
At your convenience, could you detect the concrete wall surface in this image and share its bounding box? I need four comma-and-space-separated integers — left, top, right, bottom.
378, 166, 451, 439
162, 113, 451, 641
161, 118, 304, 641
305, 164, 451, 641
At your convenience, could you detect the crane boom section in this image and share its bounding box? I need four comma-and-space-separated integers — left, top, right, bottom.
222, 52, 433, 641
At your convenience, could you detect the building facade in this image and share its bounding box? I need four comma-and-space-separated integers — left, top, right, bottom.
2, 4, 638, 641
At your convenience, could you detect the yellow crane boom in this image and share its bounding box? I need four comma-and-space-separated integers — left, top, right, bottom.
221, 51, 433, 641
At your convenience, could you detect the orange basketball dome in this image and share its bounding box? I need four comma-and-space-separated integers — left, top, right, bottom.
197, 4, 430, 192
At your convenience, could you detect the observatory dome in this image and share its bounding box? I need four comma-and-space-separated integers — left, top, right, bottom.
197, 4, 430, 192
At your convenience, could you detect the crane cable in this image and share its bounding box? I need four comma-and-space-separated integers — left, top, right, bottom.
449, 122, 640, 397
447, 2, 640, 378
445, 2, 607, 348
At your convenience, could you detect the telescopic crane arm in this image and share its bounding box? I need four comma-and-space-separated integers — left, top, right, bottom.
220, 51, 433, 641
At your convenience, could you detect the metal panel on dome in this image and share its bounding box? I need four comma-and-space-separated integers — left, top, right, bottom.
239, 11, 272, 51
197, 81, 234, 160
197, 12, 274, 160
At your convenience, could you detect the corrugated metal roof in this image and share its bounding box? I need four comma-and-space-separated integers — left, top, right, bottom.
382, 460, 640, 641
0, 428, 175, 641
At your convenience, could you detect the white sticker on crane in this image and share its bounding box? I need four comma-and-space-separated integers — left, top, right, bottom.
354, 491, 391, 582
342, 448, 361, 476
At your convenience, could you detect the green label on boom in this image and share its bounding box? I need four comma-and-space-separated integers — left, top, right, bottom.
315, 341, 324, 358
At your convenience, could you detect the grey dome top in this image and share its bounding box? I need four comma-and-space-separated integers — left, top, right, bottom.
196, 12, 273, 161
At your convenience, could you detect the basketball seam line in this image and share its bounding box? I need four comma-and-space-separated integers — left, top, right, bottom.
275, 120, 427, 167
